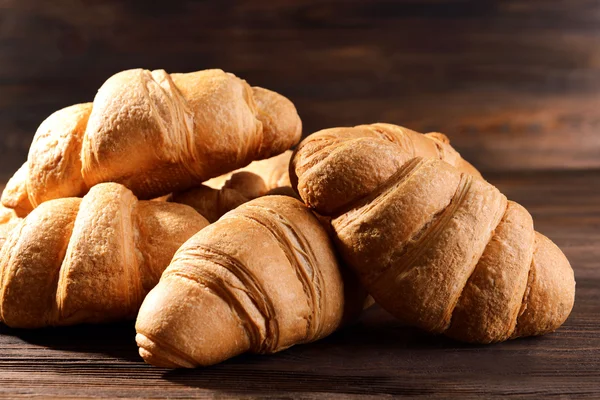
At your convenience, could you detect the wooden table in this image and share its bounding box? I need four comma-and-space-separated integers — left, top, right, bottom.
0, 170, 598, 399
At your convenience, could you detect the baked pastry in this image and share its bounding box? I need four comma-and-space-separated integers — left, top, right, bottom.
172, 151, 296, 222
289, 123, 480, 215
1, 163, 34, 217
135, 196, 365, 367
0, 183, 209, 328
204, 150, 292, 191
291, 124, 576, 343
2, 69, 301, 214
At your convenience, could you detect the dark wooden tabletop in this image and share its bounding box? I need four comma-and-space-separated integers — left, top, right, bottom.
0, 170, 598, 399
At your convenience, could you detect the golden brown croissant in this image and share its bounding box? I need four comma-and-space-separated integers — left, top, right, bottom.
0, 183, 209, 328
172, 150, 296, 222
291, 124, 575, 343
135, 195, 365, 367
1, 69, 301, 214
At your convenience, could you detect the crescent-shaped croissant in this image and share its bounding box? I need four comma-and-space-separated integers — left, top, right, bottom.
291, 124, 575, 343
2, 69, 301, 215
0, 182, 209, 328
135, 196, 365, 367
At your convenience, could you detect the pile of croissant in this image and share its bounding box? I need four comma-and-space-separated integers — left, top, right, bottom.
0, 68, 575, 368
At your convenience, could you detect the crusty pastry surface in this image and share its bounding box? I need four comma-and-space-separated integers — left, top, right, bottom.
136, 195, 365, 367
290, 123, 480, 215
0, 182, 209, 328
2, 69, 301, 215
291, 125, 575, 343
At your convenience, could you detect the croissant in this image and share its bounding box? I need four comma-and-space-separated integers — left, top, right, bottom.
1, 68, 301, 214
291, 124, 576, 343
0, 182, 209, 328
172, 150, 296, 222
135, 195, 365, 367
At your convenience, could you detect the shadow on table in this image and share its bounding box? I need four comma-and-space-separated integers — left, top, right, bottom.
162, 306, 478, 397
0, 305, 543, 396
0, 321, 141, 363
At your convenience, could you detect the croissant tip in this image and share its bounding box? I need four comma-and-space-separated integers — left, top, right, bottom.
138, 347, 181, 369
136, 333, 196, 368
252, 86, 302, 152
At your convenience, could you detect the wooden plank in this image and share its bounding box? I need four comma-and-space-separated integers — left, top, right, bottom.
0, 169, 598, 398
2, 0, 600, 178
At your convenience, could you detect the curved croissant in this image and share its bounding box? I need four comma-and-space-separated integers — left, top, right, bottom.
292, 125, 575, 343
0, 183, 209, 328
2, 69, 302, 214
172, 150, 296, 222
136, 196, 365, 367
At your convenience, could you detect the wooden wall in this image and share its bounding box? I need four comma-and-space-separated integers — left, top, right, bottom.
1, 0, 599, 179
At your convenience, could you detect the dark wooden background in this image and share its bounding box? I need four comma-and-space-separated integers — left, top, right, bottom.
1, 0, 600, 180
0, 1, 599, 398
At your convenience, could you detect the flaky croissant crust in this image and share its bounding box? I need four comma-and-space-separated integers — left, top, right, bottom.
292, 124, 575, 343
0, 182, 208, 328
290, 123, 480, 216
135, 196, 364, 367
2, 69, 301, 215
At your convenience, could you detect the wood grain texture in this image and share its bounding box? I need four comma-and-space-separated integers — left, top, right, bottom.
1, 0, 600, 179
0, 169, 598, 399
